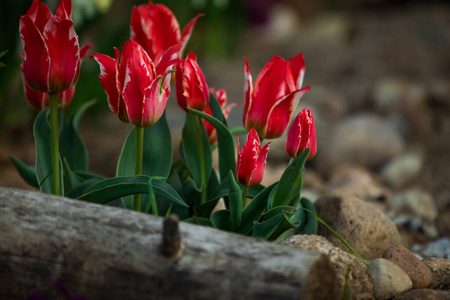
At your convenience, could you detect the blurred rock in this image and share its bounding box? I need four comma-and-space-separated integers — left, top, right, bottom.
328, 164, 391, 202
380, 152, 423, 189
437, 211, 450, 237
368, 258, 413, 300
316, 114, 405, 175
422, 257, 450, 290
382, 244, 433, 289
314, 195, 402, 260
388, 188, 438, 223
411, 238, 450, 260
283, 235, 374, 299
392, 289, 450, 300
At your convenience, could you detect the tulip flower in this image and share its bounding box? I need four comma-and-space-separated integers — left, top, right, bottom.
285, 107, 317, 160
243, 53, 311, 140
176, 51, 210, 112
91, 40, 181, 127
203, 87, 238, 145
19, 0, 84, 94
21, 43, 91, 111
130, 1, 203, 63
236, 128, 271, 187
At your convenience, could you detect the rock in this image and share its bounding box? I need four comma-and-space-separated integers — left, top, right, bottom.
437, 211, 450, 237
392, 289, 450, 300
388, 188, 438, 222
316, 114, 405, 175
411, 238, 450, 260
422, 257, 450, 290
328, 164, 391, 202
382, 244, 433, 289
283, 235, 374, 300
314, 195, 402, 260
368, 258, 413, 300
380, 152, 423, 189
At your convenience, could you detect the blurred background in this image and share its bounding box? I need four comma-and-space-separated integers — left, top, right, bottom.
1, 0, 449, 251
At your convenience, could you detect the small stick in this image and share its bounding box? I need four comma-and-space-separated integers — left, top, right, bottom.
160, 214, 183, 258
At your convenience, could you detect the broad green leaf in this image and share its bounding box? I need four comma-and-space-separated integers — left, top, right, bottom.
236, 182, 277, 235
295, 197, 318, 235
208, 91, 226, 124
181, 112, 212, 188
79, 175, 187, 208
9, 156, 39, 188
62, 157, 82, 192
263, 206, 294, 220
252, 213, 285, 239
211, 209, 231, 231
184, 217, 212, 226
33, 108, 63, 195
146, 178, 157, 215
270, 149, 309, 208
59, 99, 95, 171
228, 171, 242, 231
187, 108, 235, 182
65, 178, 100, 199
117, 112, 173, 210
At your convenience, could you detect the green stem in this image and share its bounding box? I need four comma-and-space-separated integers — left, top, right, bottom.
49, 93, 60, 195
134, 125, 144, 212
242, 186, 249, 209
194, 114, 207, 205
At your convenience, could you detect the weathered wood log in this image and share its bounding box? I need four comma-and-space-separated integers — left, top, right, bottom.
0, 187, 336, 299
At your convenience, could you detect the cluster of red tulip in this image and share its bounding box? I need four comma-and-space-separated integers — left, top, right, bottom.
15, 0, 318, 240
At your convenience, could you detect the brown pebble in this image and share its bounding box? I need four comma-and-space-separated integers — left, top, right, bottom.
423, 257, 450, 290
382, 245, 433, 289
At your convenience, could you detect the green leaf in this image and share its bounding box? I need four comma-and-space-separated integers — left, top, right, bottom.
117, 112, 173, 210
62, 157, 82, 192
263, 206, 294, 220
79, 175, 187, 208
236, 182, 277, 235
187, 108, 235, 182
65, 178, 100, 199
9, 156, 39, 188
33, 108, 63, 195
252, 213, 285, 239
181, 112, 212, 188
211, 209, 231, 231
228, 171, 242, 231
184, 217, 212, 226
146, 178, 157, 215
270, 149, 309, 208
59, 99, 95, 171
229, 127, 247, 136
295, 198, 318, 235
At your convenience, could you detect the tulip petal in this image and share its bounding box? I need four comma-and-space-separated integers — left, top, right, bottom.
90, 52, 119, 115
155, 43, 181, 75
248, 141, 270, 187
243, 57, 253, 130
180, 13, 204, 55
264, 86, 310, 139
142, 74, 170, 127
288, 53, 306, 89
20, 16, 50, 92
130, 5, 155, 60
43, 18, 79, 92
26, 0, 52, 33
80, 43, 92, 60
285, 112, 303, 158
55, 0, 72, 20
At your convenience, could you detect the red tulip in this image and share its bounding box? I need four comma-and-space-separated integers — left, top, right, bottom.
91, 40, 181, 127
203, 87, 238, 145
285, 107, 317, 160
243, 53, 311, 139
235, 128, 271, 187
19, 0, 84, 93
21, 43, 91, 111
176, 51, 210, 112
130, 1, 203, 63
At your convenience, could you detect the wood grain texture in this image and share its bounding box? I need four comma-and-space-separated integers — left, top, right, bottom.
0, 187, 336, 299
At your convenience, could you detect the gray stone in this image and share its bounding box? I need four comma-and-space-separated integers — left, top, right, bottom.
388, 188, 438, 222
314, 195, 402, 260
368, 258, 413, 300
316, 114, 405, 175
283, 235, 374, 300
411, 238, 450, 260
380, 152, 423, 189
422, 257, 450, 290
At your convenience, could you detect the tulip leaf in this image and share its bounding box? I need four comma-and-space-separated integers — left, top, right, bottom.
59, 99, 95, 172
187, 108, 235, 182
61, 157, 83, 192
78, 175, 187, 208
117, 112, 173, 210
211, 209, 231, 231
295, 197, 318, 235
9, 156, 39, 188
184, 217, 212, 227
228, 171, 242, 231
33, 108, 63, 195
253, 210, 298, 241
270, 149, 309, 208
181, 112, 212, 189
65, 178, 101, 199
236, 182, 277, 235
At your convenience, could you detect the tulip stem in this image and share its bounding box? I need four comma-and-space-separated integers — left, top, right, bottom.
242, 186, 249, 209
134, 125, 144, 212
194, 115, 207, 205
49, 93, 60, 196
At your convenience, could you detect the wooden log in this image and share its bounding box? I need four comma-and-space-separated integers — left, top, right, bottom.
0, 187, 336, 299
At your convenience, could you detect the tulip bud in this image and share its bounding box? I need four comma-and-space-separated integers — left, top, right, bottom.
176, 51, 210, 112
285, 107, 317, 160
236, 128, 271, 187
